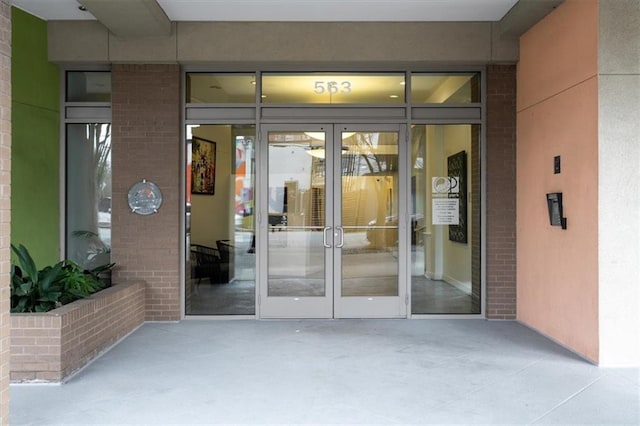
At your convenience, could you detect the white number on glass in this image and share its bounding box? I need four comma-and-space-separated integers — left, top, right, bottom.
327, 81, 339, 94
314, 81, 352, 95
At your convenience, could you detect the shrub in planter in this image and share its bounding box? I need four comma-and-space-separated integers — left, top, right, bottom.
10, 244, 115, 313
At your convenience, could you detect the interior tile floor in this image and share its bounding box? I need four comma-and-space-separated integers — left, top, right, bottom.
10, 320, 640, 425
187, 278, 474, 316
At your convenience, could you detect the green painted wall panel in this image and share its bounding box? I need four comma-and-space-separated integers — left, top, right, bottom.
11, 7, 59, 111
11, 7, 60, 266
11, 103, 59, 266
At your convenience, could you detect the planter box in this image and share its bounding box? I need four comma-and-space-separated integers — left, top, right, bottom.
10, 280, 146, 383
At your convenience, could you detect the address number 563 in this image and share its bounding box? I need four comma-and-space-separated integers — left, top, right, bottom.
314, 81, 352, 95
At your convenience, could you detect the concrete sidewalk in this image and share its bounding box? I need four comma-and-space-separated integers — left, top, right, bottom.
10, 319, 640, 425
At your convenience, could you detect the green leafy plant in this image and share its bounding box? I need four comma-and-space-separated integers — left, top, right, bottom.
86, 262, 116, 287
11, 245, 64, 313
10, 244, 115, 313
57, 261, 110, 305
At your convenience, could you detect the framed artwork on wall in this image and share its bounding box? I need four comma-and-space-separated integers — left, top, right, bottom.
192, 137, 216, 195
447, 150, 467, 243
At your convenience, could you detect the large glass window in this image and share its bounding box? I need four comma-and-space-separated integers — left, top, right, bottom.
186, 73, 257, 103
411, 124, 481, 314
66, 123, 112, 269
66, 71, 111, 102
261, 73, 405, 104
411, 73, 480, 104
341, 131, 400, 297
182, 69, 484, 318
186, 124, 256, 315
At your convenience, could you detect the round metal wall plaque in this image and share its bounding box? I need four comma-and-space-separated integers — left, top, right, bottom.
127, 179, 163, 215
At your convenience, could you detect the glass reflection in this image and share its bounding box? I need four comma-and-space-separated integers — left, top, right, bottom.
267, 131, 326, 297
262, 73, 405, 104
186, 125, 256, 315
186, 73, 256, 103
410, 124, 481, 314
411, 73, 480, 104
341, 132, 399, 297
66, 72, 111, 102
66, 123, 112, 269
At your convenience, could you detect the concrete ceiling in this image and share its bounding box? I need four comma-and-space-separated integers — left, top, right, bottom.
11, 0, 563, 38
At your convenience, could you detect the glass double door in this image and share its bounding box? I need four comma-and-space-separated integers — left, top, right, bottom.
260, 124, 407, 318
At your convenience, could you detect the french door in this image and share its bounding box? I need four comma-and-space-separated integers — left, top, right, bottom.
259, 124, 408, 318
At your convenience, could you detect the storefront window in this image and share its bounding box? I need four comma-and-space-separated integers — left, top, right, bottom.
261, 73, 405, 104
411, 73, 480, 104
66, 71, 111, 102
66, 123, 112, 269
186, 73, 257, 103
411, 124, 481, 314
186, 124, 256, 315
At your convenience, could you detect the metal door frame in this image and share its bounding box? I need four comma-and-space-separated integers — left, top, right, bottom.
331, 123, 408, 319
258, 123, 408, 319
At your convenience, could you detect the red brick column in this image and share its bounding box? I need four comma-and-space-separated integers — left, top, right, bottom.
486, 64, 517, 319
111, 64, 181, 321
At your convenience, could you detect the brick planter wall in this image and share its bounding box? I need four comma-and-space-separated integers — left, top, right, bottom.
10, 281, 145, 383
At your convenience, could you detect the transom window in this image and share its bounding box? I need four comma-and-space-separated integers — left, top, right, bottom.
185, 72, 481, 106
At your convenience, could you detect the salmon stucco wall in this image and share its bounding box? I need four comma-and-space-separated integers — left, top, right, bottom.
516, 0, 599, 362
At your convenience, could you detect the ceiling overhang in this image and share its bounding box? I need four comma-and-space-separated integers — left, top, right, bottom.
77, 0, 171, 38
13, 0, 566, 40
497, 0, 565, 38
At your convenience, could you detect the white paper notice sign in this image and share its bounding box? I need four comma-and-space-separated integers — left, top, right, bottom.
432, 199, 459, 225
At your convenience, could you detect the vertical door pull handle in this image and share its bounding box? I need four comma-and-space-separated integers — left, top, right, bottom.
336, 226, 345, 248
323, 226, 332, 248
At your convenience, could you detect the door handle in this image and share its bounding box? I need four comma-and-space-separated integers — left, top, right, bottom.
322, 226, 332, 248
336, 226, 344, 248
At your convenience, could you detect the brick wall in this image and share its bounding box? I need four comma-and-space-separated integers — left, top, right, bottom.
0, 0, 10, 422
485, 64, 517, 319
10, 281, 145, 382
111, 64, 181, 321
